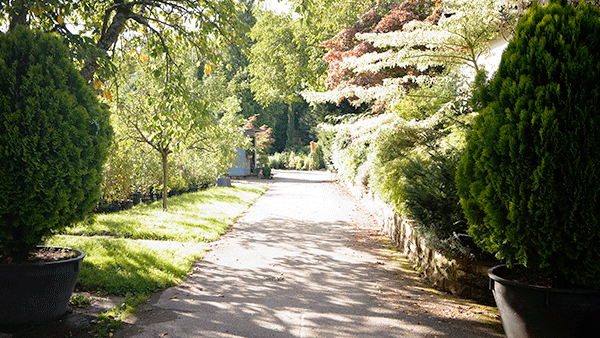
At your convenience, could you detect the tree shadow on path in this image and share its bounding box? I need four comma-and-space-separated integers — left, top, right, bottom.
114, 170, 504, 338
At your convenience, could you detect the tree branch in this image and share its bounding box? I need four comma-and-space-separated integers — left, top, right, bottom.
81, 6, 132, 82
8, 1, 30, 32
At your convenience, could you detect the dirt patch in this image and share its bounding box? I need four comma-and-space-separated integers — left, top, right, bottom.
70, 291, 126, 319
0, 247, 78, 264
110, 292, 178, 338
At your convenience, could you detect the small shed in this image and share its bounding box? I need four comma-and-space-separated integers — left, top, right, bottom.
229, 128, 263, 177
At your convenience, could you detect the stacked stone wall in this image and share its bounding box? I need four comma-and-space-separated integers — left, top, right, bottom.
344, 183, 495, 302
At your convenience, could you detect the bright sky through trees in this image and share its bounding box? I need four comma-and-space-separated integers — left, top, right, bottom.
262, 0, 292, 14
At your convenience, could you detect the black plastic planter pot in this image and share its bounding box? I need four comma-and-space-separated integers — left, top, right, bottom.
489, 264, 600, 338
0, 247, 85, 326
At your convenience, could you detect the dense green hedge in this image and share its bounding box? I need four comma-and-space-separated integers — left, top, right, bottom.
456, 0, 600, 288
267, 146, 325, 171
319, 112, 479, 260
402, 148, 476, 259
101, 139, 219, 204
0, 27, 112, 261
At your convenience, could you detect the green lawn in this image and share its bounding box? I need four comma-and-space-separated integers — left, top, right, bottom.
47, 184, 267, 295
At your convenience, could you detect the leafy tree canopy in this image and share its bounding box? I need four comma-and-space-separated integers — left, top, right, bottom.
248, 11, 322, 105
303, 0, 521, 111
248, 0, 384, 106
0, 0, 247, 83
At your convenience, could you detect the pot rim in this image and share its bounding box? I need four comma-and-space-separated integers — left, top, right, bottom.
488, 264, 600, 294
0, 246, 85, 268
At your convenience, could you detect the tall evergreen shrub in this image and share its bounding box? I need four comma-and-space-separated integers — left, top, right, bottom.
0, 27, 112, 262
456, 0, 600, 288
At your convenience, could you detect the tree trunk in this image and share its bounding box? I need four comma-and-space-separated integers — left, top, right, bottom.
285, 103, 296, 149
8, 1, 29, 32
161, 151, 169, 211
80, 7, 131, 83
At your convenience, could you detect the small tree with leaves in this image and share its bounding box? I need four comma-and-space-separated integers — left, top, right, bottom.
115, 41, 209, 211
115, 36, 244, 210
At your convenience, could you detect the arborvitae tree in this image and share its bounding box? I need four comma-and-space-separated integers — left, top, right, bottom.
456, 0, 600, 288
0, 27, 112, 262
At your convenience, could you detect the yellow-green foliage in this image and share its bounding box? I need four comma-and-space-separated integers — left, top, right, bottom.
321, 111, 476, 259
267, 148, 325, 171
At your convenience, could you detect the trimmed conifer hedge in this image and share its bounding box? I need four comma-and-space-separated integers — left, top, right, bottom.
0, 26, 112, 262
456, 0, 600, 288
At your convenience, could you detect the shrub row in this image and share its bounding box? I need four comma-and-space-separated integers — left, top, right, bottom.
100, 137, 227, 208
319, 111, 481, 260
267, 145, 325, 171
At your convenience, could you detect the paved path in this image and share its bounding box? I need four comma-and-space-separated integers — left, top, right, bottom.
120, 170, 502, 338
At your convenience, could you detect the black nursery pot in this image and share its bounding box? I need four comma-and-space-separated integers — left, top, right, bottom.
489, 264, 600, 338
0, 247, 85, 326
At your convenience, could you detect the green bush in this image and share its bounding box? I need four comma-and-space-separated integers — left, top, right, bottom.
268, 152, 287, 169
402, 147, 478, 259
287, 151, 307, 170
369, 116, 439, 211
267, 148, 324, 171
316, 125, 336, 170
101, 140, 136, 203
101, 139, 221, 204
0, 27, 112, 261
456, 1, 600, 288
305, 143, 325, 170
331, 128, 370, 183
261, 165, 272, 179
363, 113, 480, 259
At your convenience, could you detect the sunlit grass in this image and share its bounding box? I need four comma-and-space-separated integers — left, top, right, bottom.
64, 186, 266, 242
45, 184, 267, 295
47, 236, 206, 295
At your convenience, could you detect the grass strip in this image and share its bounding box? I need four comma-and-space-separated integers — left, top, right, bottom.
46, 184, 267, 295
63, 186, 266, 242
47, 236, 206, 295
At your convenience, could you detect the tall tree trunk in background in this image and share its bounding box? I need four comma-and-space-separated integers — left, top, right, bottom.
7, 0, 29, 32
285, 103, 295, 149
161, 151, 169, 211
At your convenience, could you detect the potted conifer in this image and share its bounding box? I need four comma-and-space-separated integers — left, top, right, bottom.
0, 26, 112, 325
456, 1, 600, 337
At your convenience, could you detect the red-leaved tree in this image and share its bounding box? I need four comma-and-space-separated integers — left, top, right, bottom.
319, 0, 443, 109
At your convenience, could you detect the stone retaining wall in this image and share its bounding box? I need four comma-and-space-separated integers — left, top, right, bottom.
345, 183, 496, 302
